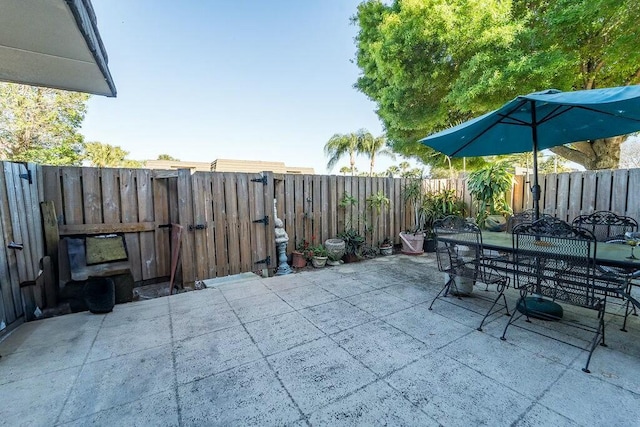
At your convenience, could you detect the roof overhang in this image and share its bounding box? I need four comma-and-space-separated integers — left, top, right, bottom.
0, 0, 116, 97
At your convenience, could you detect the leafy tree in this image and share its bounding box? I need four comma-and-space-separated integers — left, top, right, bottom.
157, 154, 180, 161
83, 142, 142, 168
339, 166, 354, 175
620, 137, 640, 169
0, 83, 89, 165
354, 0, 640, 170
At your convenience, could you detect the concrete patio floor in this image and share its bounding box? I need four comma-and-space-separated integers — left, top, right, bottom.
2, 253, 640, 426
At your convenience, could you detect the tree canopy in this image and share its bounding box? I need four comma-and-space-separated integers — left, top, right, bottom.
0, 83, 89, 165
354, 0, 640, 170
84, 142, 142, 168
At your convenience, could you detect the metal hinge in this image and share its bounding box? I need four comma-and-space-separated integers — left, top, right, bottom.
252, 216, 269, 226
251, 176, 268, 185
188, 224, 207, 231
19, 163, 32, 184
255, 256, 271, 265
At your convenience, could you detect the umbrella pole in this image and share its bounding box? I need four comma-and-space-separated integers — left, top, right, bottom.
525, 104, 562, 320
531, 104, 541, 221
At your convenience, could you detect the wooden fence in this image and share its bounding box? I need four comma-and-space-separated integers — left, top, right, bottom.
2, 161, 640, 333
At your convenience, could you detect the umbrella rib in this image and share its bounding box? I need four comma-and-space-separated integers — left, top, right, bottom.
450, 99, 529, 157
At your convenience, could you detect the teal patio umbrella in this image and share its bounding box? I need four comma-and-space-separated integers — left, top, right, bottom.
419, 85, 640, 219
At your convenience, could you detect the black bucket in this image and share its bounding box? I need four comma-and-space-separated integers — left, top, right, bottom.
84, 277, 115, 314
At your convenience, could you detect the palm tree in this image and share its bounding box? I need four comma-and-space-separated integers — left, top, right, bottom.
324, 131, 364, 175
360, 133, 395, 176
386, 165, 400, 177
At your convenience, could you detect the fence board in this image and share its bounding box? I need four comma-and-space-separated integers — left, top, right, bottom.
177, 169, 195, 284
595, 170, 613, 211
283, 174, 295, 253
262, 171, 276, 274
153, 176, 170, 277
42, 167, 62, 221
191, 172, 209, 282
224, 173, 241, 275
581, 171, 597, 214
236, 174, 252, 273
328, 175, 337, 240
312, 175, 321, 245
212, 173, 228, 277
627, 169, 640, 221
82, 168, 102, 224
336, 175, 346, 235
568, 172, 583, 222
293, 175, 304, 248
137, 169, 156, 280
611, 169, 629, 215
555, 173, 570, 222
357, 177, 365, 237
61, 167, 83, 224
320, 175, 329, 244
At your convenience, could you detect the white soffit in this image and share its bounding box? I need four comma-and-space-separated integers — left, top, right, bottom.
0, 0, 116, 97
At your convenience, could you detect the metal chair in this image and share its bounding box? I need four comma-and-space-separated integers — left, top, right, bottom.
430, 215, 510, 331
506, 209, 555, 233
572, 211, 640, 330
571, 211, 638, 242
500, 216, 625, 373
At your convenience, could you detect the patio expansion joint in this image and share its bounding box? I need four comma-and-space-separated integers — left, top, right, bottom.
168, 298, 184, 427
53, 314, 107, 426
231, 304, 308, 423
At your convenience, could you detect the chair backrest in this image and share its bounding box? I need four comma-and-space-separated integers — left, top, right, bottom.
506, 209, 554, 233
433, 215, 482, 273
571, 211, 638, 242
512, 216, 598, 307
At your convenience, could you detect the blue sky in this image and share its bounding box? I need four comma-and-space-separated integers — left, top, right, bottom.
81, 0, 412, 174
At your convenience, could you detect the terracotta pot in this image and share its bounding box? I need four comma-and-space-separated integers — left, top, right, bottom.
291, 251, 307, 268
343, 253, 360, 263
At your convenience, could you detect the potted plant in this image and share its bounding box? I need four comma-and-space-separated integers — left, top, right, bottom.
379, 237, 393, 255
421, 189, 466, 252
310, 244, 328, 268
324, 238, 346, 265
467, 162, 514, 229
338, 228, 365, 263
399, 178, 426, 254
291, 240, 311, 268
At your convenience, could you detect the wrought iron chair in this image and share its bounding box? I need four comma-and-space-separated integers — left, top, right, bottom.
506, 209, 555, 233
572, 211, 640, 331
430, 215, 510, 331
500, 217, 625, 373
571, 211, 638, 242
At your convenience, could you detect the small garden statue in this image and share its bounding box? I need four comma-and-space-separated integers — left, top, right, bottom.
274, 213, 292, 276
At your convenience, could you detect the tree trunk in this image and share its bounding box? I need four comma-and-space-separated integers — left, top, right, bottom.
548, 136, 624, 170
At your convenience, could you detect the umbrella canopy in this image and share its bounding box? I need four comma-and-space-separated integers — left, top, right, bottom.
419, 85, 640, 218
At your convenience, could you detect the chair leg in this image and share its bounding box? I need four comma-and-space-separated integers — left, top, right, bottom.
429, 275, 455, 311
478, 283, 510, 331
583, 305, 606, 374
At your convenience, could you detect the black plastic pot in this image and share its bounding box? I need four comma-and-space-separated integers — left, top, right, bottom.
84, 277, 115, 314
423, 238, 437, 253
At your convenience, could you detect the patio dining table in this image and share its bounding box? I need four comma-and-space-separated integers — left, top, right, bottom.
480, 231, 640, 270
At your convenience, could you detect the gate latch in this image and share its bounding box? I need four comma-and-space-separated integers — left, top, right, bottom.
188, 224, 207, 231
252, 216, 269, 226
255, 256, 271, 265
251, 176, 268, 186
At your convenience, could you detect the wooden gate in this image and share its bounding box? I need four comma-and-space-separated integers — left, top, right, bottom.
0, 162, 44, 332
177, 170, 276, 284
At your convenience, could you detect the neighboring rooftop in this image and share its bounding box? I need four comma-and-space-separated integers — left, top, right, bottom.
144, 159, 315, 174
